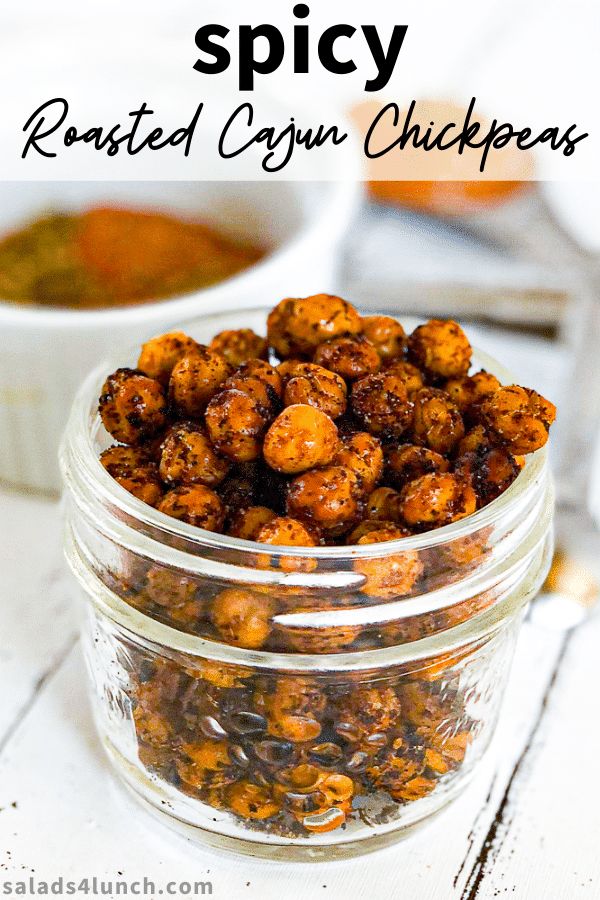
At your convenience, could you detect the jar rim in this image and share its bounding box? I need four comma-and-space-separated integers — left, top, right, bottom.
60, 308, 547, 561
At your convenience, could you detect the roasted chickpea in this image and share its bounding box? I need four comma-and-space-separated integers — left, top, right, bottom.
280, 622, 363, 654
263, 405, 340, 474
157, 484, 225, 531
169, 348, 232, 417
228, 506, 277, 540
212, 588, 274, 649
347, 518, 399, 543
354, 526, 423, 598
100, 444, 154, 476
99, 368, 169, 445
407, 319, 472, 379
313, 335, 381, 381
260, 677, 325, 740
110, 470, 164, 506
333, 432, 383, 494
142, 565, 201, 612
351, 373, 413, 438
385, 444, 449, 490
159, 421, 230, 487
267, 295, 362, 358
478, 385, 556, 454
137, 331, 200, 385
384, 360, 425, 395
365, 486, 403, 522
361, 315, 406, 362
226, 782, 279, 820
399, 473, 477, 528
208, 328, 268, 366
455, 447, 521, 506
205, 389, 268, 462
412, 388, 465, 454
236, 359, 283, 398
256, 516, 317, 548
100, 445, 164, 506
222, 373, 279, 417
283, 363, 347, 419
334, 686, 402, 739
457, 425, 489, 455
287, 466, 361, 535
444, 370, 501, 414
255, 514, 318, 573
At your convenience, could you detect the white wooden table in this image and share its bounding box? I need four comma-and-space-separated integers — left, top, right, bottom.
1, 326, 598, 899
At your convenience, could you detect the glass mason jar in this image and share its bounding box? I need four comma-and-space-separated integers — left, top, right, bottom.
60, 309, 554, 860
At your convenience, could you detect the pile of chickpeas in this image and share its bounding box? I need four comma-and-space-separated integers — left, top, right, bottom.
99, 293, 554, 551
96, 294, 556, 835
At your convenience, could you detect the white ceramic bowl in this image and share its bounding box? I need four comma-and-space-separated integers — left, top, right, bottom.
0, 178, 360, 492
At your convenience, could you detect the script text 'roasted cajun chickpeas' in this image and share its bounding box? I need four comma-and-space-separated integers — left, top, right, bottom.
94, 296, 556, 837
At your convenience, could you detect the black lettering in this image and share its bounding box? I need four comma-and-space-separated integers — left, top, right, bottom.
22, 97, 68, 158
361, 25, 408, 92
293, 3, 310, 73
238, 25, 285, 90
318, 25, 357, 75
193, 25, 230, 75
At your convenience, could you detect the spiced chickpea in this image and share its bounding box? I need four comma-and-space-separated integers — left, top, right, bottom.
458, 425, 489, 456
386, 444, 449, 490
109, 470, 164, 507
407, 319, 472, 379
478, 385, 556, 454
169, 348, 232, 418
364, 486, 403, 522
383, 360, 425, 395
159, 421, 230, 487
236, 359, 283, 398
100, 444, 154, 477
351, 373, 413, 438
347, 518, 399, 543
313, 335, 381, 381
267, 294, 363, 358
361, 315, 406, 362
354, 525, 423, 598
400, 472, 477, 528
100, 445, 164, 506
412, 388, 465, 455
283, 363, 347, 419
256, 516, 317, 548
157, 484, 225, 531
259, 676, 325, 741
287, 466, 361, 535
137, 331, 200, 385
222, 373, 279, 417
455, 446, 521, 507
208, 328, 268, 366
256, 515, 318, 573
280, 622, 364, 654
205, 389, 268, 462
228, 506, 276, 540
333, 432, 383, 494
99, 368, 169, 445
212, 587, 274, 649
444, 370, 501, 414
334, 686, 402, 740
226, 782, 279, 820
263, 405, 340, 474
